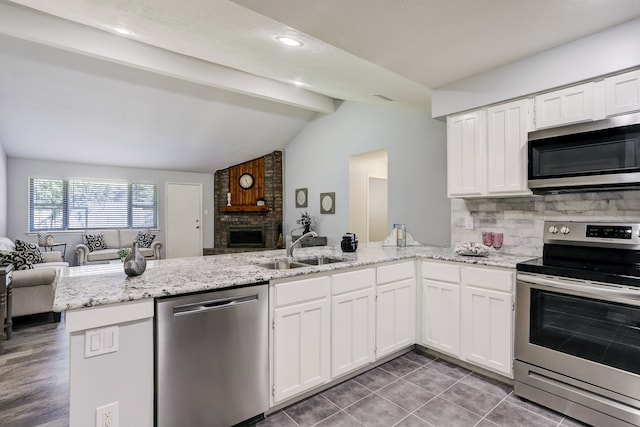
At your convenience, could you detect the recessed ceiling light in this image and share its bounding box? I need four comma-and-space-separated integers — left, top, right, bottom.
276, 36, 303, 47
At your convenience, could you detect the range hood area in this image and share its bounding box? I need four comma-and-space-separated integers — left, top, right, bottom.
528, 113, 640, 194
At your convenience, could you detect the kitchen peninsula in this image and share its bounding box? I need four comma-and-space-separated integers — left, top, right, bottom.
55, 243, 530, 427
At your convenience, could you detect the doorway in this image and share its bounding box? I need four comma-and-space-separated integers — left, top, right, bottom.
349, 149, 388, 243
166, 182, 202, 258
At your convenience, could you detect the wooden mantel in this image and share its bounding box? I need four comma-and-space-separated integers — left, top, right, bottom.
221, 205, 268, 213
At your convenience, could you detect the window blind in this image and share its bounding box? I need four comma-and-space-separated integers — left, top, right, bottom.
29, 177, 158, 231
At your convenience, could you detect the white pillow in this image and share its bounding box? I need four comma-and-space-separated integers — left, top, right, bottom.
0, 237, 16, 252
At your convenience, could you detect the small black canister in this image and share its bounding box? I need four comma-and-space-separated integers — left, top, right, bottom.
341, 233, 358, 252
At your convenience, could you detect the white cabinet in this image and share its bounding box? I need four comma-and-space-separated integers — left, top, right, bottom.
420, 261, 515, 378
420, 261, 461, 357
605, 70, 640, 117
271, 276, 331, 404
460, 266, 514, 377
331, 268, 376, 378
447, 110, 487, 197
534, 82, 595, 129
375, 261, 416, 359
486, 99, 531, 196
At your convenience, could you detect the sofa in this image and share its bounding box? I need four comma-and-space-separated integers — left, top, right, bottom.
0, 237, 69, 321
75, 229, 162, 266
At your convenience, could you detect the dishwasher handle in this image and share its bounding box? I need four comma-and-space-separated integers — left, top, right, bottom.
173, 294, 259, 316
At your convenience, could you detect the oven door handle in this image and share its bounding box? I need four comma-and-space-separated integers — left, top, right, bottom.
517, 272, 640, 304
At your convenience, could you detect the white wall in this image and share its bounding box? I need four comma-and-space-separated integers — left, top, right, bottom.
7, 158, 214, 264
284, 101, 449, 247
432, 18, 640, 118
0, 139, 6, 236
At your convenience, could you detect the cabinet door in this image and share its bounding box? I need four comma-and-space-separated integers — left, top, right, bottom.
332, 287, 375, 378
486, 100, 531, 196
606, 70, 640, 117
534, 82, 594, 129
376, 278, 416, 359
447, 110, 487, 197
421, 279, 460, 357
461, 285, 513, 377
272, 280, 330, 403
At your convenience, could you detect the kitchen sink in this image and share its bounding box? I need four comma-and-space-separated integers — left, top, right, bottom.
297, 256, 347, 266
257, 260, 309, 270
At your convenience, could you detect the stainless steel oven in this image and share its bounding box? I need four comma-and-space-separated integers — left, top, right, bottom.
515, 221, 640, 427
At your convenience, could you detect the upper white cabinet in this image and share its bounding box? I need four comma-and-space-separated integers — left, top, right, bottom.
486, 99, 530, 196
447, 101, 531, 198
534, 82, 595, 129
331, 268, 376, 378
375, 261, 416, 359
271, 276, 331, 404
605, 70, 640, 117
447, 110, 487, 197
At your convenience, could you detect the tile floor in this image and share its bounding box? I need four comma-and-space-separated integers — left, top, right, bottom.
257, 350, 589, 427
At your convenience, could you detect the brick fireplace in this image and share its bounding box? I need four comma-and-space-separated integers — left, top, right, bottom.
211, 151, 283, 254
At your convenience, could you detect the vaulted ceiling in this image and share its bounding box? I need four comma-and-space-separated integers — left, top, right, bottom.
1, 0, 639, 172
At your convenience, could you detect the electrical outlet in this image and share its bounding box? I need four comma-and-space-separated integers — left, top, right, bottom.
464, 216, 474, 230
96, 402, 119, 427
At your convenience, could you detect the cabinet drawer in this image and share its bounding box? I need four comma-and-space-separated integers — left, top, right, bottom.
422, 261, 460, 283
377, 262, 415, 285
274, 276, 330, 308
332, 268, 375, 295
461, 266, 513, 292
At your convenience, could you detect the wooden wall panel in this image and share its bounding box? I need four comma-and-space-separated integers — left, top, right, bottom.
229, 157, 264, 206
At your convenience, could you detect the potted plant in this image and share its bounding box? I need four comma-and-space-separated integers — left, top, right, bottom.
297, 211, 315, 234
256, 197, 266, 206
117, 248, 130, 260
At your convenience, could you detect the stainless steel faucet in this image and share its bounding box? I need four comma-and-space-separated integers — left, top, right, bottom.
286, 229, 318, 258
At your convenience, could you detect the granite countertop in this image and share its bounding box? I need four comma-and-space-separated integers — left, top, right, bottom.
53, 242, 534, 312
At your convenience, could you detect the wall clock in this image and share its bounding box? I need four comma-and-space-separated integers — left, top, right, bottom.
295, 188, 308, 208
320, 192, 335, 214
238, 173, 254, 190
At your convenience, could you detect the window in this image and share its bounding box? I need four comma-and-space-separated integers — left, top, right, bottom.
29, 178, 157, 231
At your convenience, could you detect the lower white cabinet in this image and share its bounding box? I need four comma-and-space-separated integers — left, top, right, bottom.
420, 260, 515, 378
375, 262, 416, 359
331, 268, 376, 378
461, 267, 514, 377
271, 276, 331, 404
421, 261, 461, 357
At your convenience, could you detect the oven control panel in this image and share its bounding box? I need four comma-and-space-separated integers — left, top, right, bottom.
544, 221, 640, 247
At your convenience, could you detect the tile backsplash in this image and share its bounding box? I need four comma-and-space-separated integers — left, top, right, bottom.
451, 190, 640, 257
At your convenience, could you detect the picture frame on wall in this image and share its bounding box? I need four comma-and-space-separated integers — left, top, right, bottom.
320, 192, 335, 214
295, 188, 308, 208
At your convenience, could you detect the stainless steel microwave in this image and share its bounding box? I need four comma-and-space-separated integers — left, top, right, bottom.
528, 113, 640, 194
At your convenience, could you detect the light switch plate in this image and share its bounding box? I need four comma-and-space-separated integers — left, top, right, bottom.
85, 326, 119, 358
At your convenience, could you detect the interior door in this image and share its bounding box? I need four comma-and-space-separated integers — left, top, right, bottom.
166, 182, 202, 258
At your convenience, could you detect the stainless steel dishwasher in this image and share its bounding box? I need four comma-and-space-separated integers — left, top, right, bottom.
155, 283, 269, 427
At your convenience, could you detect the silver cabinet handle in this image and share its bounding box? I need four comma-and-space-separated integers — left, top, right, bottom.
173, 294, 258, 316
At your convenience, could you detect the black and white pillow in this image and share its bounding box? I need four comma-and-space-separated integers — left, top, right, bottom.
14, 239, 45, 264
85, 233, 108, 252
136, 231, 156, 248
0, 250, 34, 270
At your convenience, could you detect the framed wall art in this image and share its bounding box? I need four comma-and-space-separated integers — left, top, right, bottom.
320, 192, 335, 214
295, 188, 308, 208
